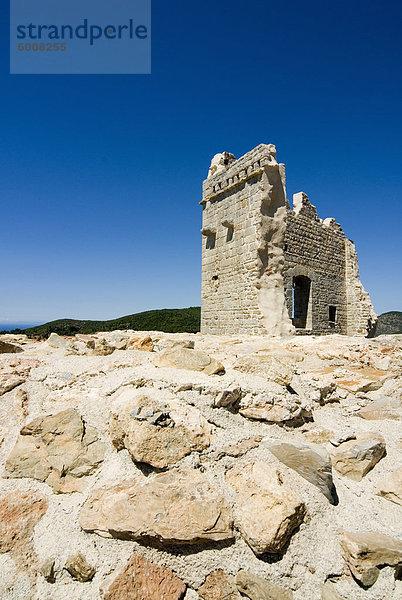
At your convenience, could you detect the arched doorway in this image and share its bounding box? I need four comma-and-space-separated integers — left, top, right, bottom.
292, 275, 311, 328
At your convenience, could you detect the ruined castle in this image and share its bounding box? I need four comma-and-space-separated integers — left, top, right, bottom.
200, 144, 377, 336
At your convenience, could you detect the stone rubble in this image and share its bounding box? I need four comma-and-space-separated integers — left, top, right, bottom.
5, 408, 105, 493
376, 466, 402, 505
330, 433, 386, 481
339, 530, 402, 586
109, 390, 211, 468
65, 552, 96, 582
80, 467, 234, 545
226, 461, 306, 555
0, 340, 23, 354
236, 569, 293, 600
0, 330, 400, 599
103, 552, 186, 600
266, 441, 336, 503
198, 569, 239, 600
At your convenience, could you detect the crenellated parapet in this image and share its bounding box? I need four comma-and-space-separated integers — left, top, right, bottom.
201, 144, 279, 204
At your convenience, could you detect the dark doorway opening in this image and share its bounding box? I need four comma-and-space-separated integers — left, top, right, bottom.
292, 276, 311, 328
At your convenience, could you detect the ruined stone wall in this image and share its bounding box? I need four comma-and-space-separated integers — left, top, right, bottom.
200, 149, 265, 335
345, 238, 377, 336
201, 144, 376, 337
201, 145, 293, 335
283, 193, 349, 334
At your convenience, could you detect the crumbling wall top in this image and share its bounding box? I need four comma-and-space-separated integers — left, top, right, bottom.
201, 144, 279, 204
291, 192, 343, 231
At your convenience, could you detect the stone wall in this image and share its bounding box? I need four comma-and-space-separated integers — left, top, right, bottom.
201, 144, 293, 335
283, 193, 348, 334
200, 144, 376, 337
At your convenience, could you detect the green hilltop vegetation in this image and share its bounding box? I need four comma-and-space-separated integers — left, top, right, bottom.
4, 307, 201, 339
374, 311, 402, 336
2, 309, 401, 339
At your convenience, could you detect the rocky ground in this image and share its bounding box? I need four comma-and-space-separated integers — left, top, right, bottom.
0, 330, 401, 600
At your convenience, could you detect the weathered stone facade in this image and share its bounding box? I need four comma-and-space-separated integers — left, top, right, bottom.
200, 144, 376, 336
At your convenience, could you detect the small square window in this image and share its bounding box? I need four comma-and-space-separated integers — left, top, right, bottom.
206, 233, 216, 249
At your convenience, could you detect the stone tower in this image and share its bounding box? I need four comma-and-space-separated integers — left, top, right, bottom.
200, 144, 376, 336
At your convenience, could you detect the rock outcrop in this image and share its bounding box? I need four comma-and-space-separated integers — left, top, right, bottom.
239, 392, 312, 426
0, 330, 401, 599
358, 397, 401, 420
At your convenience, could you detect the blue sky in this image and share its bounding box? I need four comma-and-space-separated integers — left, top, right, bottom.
1, 0, 401, 325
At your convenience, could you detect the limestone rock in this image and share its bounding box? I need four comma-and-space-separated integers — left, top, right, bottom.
331, 433, 385, 481
289, 374, 338, 405
236, 570, 293, 600
336, 371, 385, 393
329, 430, 356, 447
156, 346, 225, 375
358, 397, 402, 420
92, 339, 115, 356
267, 441, 335, 503
65, 552, 95, 582
103, 553, 186, 600
40, 559, 56, 583
321, 581, 343, 600
5, 408, 105, 492
208, 152, 236, 178
239, 393, 312, 426
340, 530, 402, 587
80, 467, 234, 544
154, 339, 195, 352
0, 340, 23, 353
221, 436, 261, 458
110, 393, 211, 468
376, 467, 402, 505
213, 386, 243, 408
14, 386, 29, 421
304, 428, 335, 444
47, 332, 76, 352
198, 569, 239, 600
75, 334, 96, 349
226, 461, 305, 555
0, 490, 48, 571
128, 335, 154, 351
233, 355, 293, 385
0, 374, 25, 396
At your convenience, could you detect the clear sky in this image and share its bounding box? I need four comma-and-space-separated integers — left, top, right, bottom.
1, 0, 401, 325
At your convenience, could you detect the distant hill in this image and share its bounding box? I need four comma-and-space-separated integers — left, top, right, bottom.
374, 311, 402, 336
2, 307, 201, 339
3, 308, 400, 339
